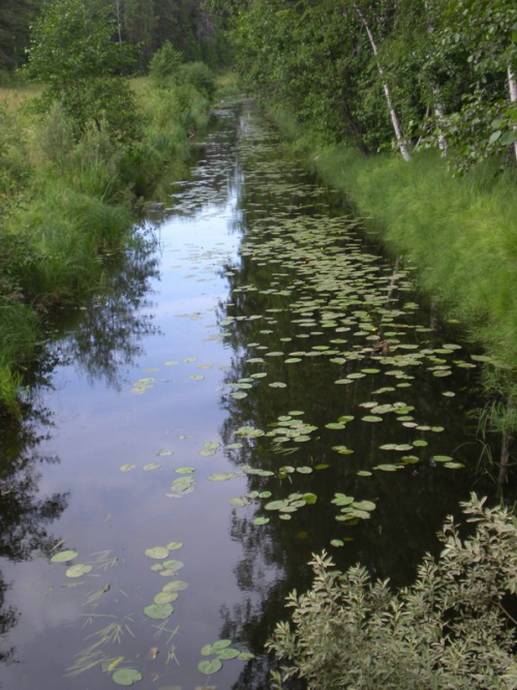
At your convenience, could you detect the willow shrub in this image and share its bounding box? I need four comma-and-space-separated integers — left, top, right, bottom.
268, 494, 517, 690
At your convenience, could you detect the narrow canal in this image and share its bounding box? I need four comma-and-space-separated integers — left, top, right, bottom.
0, 101, 492, 689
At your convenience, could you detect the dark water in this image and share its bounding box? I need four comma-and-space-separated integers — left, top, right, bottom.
0, 101, 494, 689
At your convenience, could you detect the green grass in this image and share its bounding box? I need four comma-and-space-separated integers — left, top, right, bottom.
269, 104, 517, 415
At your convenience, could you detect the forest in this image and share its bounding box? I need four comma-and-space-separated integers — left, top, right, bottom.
0, 1, 515, 690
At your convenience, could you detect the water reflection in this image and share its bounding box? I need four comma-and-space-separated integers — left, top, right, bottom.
0, 407, 67, 666
0, 224, 161, 671
53, 225, 160, 389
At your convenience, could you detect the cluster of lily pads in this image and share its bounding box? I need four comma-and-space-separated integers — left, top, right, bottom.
331, 494, 377, 522
198, 639, 254, 675
50, 549, 92, 578
266, 412, 318, 454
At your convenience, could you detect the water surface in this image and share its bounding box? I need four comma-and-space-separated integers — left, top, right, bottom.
0, 101, 490, 690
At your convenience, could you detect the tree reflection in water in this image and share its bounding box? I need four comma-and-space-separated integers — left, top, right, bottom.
0, 223, 160, 667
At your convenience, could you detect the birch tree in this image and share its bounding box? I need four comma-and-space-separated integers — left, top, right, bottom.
352, 2, 412, 161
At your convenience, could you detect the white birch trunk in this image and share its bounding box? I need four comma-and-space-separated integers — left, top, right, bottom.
425, 0, 448, 156
433, 91, 448, 156
115, 0, 123, 45
353, 4, 412, 161
507, 64, 517, 163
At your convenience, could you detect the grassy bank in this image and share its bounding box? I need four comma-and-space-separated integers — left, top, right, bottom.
268, 104, 517, 430
0, 75, 213, 414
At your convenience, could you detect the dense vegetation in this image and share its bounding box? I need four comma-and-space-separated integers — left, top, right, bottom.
268, 495, 517, 690
0, 0, 226, 80
0, 0, 217, 413
228, 0, 516, 170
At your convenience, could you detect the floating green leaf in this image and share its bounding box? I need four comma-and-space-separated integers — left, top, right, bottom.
145, 547, 169, 560
198, 659, 222, 675
144, 603, 173, 620
162, 579, 188, 592
154, 591, 178, 605
253, 516, 269, 526
65, 564, 92, 578
51, 550, 78, 563
112, 668, 142, 686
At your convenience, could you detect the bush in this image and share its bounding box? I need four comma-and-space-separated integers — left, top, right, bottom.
178, 61, 216, 99
268, 494, 517, 690
59, 77, 141, 143
35, 101, 75, 167
68, 120, 124, 201
149, 41, 183, 84
0, 106, 30, 200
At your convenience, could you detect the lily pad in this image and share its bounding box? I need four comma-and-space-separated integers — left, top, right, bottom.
154, 592, 178, 605
217, 648, 240, 660
166, 541, 183, 551
198, 659, 222, 675
51, 550, 78, 563
253, 516, 269, 526
145, 547, 169, 560
112, 668, 143, 686
144, 603, 173, 620
65, 563, 92, 578
162, 579, 188, 592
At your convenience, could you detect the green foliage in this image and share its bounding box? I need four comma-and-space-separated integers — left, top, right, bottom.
26, 0, 130, 87
178, 62, 216, 98
268, 494, 517, 690
149, 41, 183, 84
0, 105, 30, 201
232, 0, 517, 169
25, 0, 138, 140
58, 77, 140, 142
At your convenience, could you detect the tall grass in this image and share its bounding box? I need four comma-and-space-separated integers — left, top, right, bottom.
269, 104, 517, 423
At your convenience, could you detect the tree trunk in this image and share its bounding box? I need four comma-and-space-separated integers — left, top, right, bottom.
353, 4, 411, 162
425, 0, 448, 157
508, 64, 517, 164
115, 0, 123, 45
433, 92, 448, 157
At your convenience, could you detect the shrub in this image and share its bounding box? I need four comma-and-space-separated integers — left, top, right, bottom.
268, 494, 517, 690
178, 61, 216, 99
149, 41, 183, 84
35, 101, 75, 168
59, 77, 141, 143
25, 0, 139, 141
0, 106, 30, 200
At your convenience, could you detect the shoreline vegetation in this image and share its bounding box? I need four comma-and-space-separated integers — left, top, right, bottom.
0, 71, 216, 415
